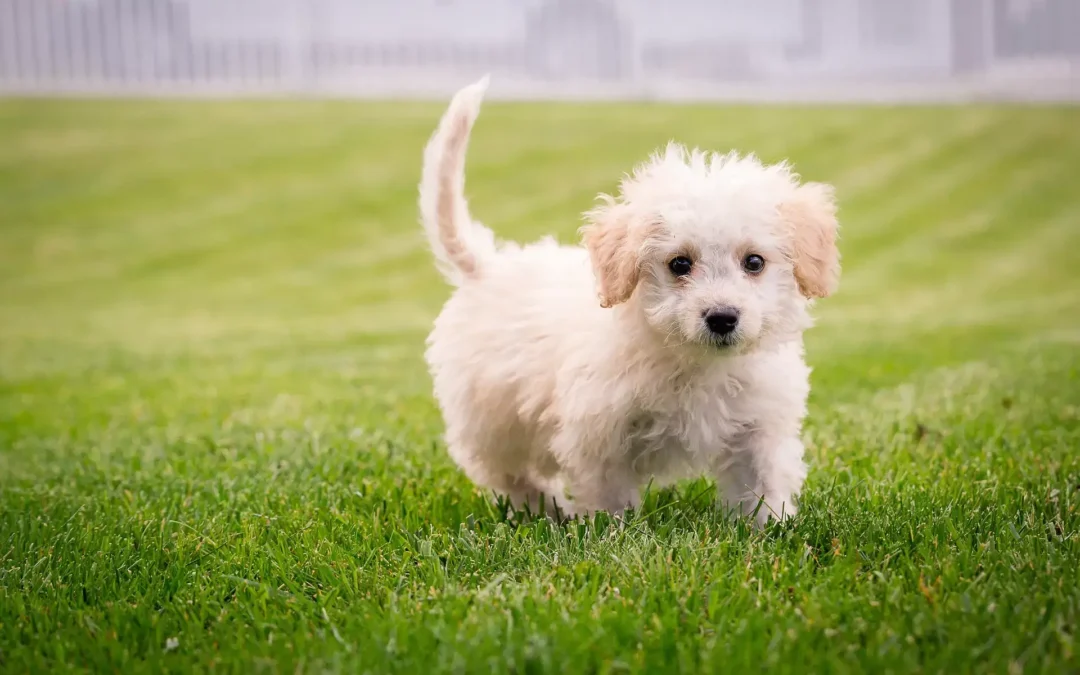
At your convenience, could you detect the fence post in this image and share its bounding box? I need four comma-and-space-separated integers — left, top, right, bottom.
284, 0, 313, 94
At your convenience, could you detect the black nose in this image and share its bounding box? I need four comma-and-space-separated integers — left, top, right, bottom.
704, 308, 740, 336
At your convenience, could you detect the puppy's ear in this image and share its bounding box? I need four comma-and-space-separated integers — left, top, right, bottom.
780, 182, 841, 299
580, 200, 650, 308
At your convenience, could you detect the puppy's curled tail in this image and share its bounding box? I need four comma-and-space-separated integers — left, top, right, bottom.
419, 75, 497, 285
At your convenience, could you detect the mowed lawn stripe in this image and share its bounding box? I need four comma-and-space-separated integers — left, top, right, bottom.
841, 131, 1077, 292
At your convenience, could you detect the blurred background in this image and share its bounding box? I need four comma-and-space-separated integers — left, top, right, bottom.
2, 5, 1080, 670
1, 0, 1078, 102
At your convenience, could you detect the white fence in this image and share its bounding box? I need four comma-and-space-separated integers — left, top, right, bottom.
1, 0, 1078, 101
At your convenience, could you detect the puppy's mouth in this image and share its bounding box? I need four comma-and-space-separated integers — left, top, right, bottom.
705, 333, 741, 350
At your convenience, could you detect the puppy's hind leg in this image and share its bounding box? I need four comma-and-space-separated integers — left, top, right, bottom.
501, 473, 571, 520
447, 440, 558, 519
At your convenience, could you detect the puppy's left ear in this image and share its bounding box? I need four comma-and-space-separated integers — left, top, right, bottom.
580, 200, 650, 308
780, 182, 841, 299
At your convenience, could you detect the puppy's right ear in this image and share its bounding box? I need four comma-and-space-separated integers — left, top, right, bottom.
580, 199, 647, 308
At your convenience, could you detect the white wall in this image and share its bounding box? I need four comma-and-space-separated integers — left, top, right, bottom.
0, 0, 1077, 101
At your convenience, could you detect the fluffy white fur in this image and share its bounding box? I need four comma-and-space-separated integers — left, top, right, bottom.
418, 76, 841, 528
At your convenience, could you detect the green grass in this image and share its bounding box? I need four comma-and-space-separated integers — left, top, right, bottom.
1, 97, 1079, 674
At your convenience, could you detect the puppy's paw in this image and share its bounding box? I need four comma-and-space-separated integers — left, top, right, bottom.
721, 492, 798, 529
759, 496, 799, 529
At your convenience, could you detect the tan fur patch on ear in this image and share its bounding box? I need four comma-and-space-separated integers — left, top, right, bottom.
580, 201, 652, 308
780, 182, 841, 299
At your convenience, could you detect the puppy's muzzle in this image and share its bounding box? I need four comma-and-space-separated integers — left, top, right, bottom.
704, 308, 740, 337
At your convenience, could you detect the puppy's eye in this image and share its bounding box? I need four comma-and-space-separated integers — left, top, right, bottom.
668, 256, 693, 277
743, 254, 766, 274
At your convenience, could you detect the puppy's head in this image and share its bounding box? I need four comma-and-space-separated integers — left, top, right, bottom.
581, 142, 840, 354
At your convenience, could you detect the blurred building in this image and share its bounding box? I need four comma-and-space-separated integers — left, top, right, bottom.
0, 0, 1077, 100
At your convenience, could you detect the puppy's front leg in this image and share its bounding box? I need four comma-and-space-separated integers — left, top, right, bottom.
715, 435, 807, 528
560, 465, 640, 519
550, 426, 640, 519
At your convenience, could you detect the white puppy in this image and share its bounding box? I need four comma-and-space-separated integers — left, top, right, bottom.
418, 77, 840, 527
